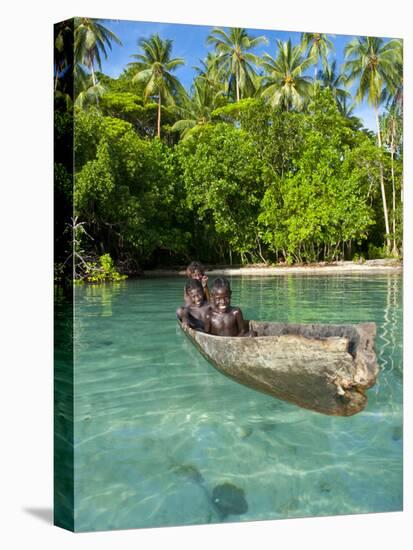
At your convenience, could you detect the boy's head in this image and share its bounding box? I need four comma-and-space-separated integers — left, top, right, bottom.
185, 278, 205, 306
186, 261, 205, 280
211, 277, 231, 312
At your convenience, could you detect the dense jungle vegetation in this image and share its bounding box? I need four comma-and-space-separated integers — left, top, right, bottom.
54, 19, 403, 281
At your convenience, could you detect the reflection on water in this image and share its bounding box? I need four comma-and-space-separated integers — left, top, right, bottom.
55, 274, 402, 532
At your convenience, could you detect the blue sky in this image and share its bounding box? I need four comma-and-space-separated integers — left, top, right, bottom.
99, 19, 399, 132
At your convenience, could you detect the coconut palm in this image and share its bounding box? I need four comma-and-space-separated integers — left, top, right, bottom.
129, 34, 186, 138
343, 36, 403, 251
317, 60, 351, 115
54, 20, 74, 93
301, 33, 334, 82
384, 39, 403, 113
380, 106, 403, 254
171, 76, 225, 140
260, 39, 313, 111
74, 71, 106, 109
207, 27, 267, 102
194, 52, 225, 96
74, 18, 122, 86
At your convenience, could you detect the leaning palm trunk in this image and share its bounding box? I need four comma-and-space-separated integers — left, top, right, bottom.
157, 94, 162, 138
391, 150, 398, 255
89, 53, 96, 87
390, 132, 398, 255
375, 109, 391, 252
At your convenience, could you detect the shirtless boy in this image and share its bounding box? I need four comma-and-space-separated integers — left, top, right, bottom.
204, 277, 246, 337
177, 279, 211, 331
184, 261, 210, 304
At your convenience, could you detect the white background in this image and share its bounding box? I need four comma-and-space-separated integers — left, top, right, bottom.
0, 1, 411, 548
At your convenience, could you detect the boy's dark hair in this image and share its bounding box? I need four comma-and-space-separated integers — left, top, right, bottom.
211, 277, 231, 294
186, 261, 205, 274
185, 278, 204, 293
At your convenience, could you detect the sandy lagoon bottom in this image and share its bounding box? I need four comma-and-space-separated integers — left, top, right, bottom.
55, 273, 402, 531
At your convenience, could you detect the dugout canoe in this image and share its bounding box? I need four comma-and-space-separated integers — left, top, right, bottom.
180, 320, 378, 416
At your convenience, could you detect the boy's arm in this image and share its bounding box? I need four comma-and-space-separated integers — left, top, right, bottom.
204, 311, 211, 334
234, 308, 246, 336
201, 275, 210, 301
180, 307, 190, 327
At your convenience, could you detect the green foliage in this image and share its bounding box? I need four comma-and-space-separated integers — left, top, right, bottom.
367, 244, 386, 259
176, 123, 266, 262
353, 253, 366, 263
258, 90, 376, 262
211, 98, 259, 121
100, 91, 142, 114
367, 243, 400, 260
74, 109, 191, 266
52, 24, 405, 277
84, 254, 127, 283
70, 78, 402, 268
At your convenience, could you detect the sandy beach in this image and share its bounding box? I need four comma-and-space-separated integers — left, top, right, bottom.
144, 259, 402, 276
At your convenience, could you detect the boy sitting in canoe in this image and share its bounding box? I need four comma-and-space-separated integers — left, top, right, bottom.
184, 261, 210, 304
177, 279, 211, 331
204, 277, 247, 337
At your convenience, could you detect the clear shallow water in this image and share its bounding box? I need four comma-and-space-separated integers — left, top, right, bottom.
64, 274, 401, 531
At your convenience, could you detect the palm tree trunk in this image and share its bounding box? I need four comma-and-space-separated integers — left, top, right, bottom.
89, 53, 96, 86
375, 108, 391, 252
390, 145, 398, 255
236, 75, 240, 102
157, 94, 162, 138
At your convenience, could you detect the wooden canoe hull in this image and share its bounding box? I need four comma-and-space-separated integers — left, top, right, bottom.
180, 321, 378, 416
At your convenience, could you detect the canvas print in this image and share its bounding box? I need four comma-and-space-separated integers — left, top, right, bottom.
54, 17, 403, 532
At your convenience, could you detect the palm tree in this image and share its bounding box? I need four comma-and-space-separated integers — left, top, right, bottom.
260, 39, 313, 111
74, 18, 122, 86
301, 33, 334, 82
207, 27, 267, 102
343, 36, 402, 251
74, 69, 106, 109
171, 76, 224, 140
380, 106, 403, 254
54, 20, 74, 93
129, 34, 186, 138
317, 60, 351, 115
194, 52, 226, 96
385, 39, 403, 115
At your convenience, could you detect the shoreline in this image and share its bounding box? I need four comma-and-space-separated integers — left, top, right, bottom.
144, 259, 402, 277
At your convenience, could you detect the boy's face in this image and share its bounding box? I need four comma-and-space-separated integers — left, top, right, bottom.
211, 287, 231, 312
188, 287, 204, 306
190, 269, 203, 280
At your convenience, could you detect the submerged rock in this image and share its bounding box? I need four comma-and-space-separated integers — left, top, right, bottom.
212, 482, 248, 517
319, 481, 332, 494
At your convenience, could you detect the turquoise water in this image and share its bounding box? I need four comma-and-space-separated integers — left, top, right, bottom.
68, 274, 402, 531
